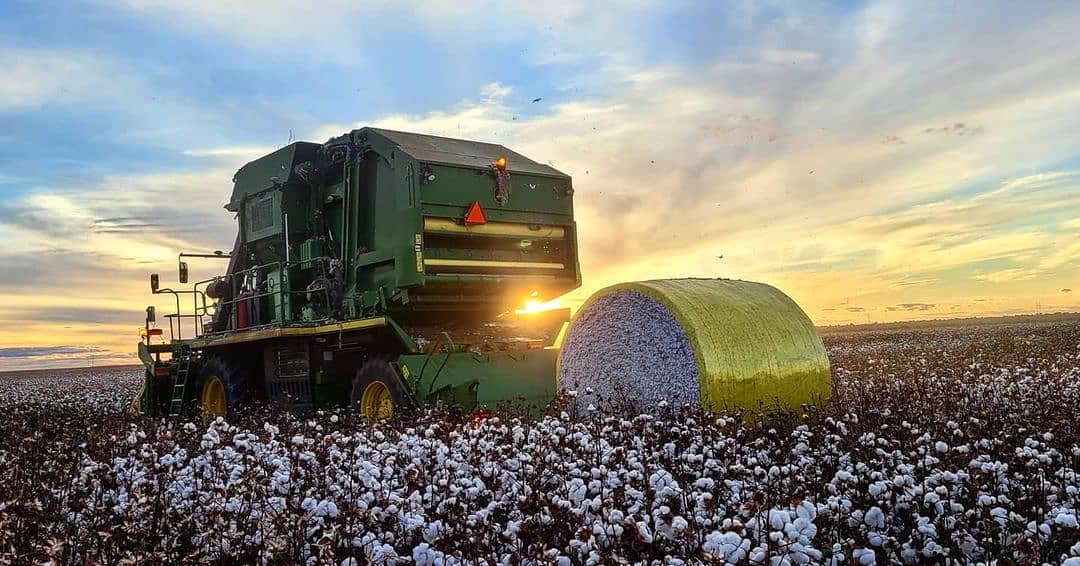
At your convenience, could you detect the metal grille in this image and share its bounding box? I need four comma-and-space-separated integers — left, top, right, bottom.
266, 343, 313, 413
247, 196, 274, 233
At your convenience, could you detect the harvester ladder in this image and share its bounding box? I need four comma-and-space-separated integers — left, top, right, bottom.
168, 345, 194, 416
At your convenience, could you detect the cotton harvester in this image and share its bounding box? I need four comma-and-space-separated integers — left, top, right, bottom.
135, 128, 830, 421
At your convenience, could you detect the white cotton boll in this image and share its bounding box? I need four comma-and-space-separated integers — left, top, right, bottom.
934, 441, 949, 454
702, 531, 722, 553
567, 478, 587, 505
317, 500, 339, 518
671, 516, 688, 533
916, 517, 937, 537
847, 509, 864, 528
1055, 512, 1078, 528
768, 509, 789, 530
791, 517, 817, 541
990, 507, 1008, 526
796, 501, 817, 521
864, 507, 885, 529
412, 542, 439, 566
853, 547, 876, 565
636, 521, 653, 543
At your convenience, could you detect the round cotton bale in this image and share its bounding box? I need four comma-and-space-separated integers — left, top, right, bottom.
558, 279, 830, 414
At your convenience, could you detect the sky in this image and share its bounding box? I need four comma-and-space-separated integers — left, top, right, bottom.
0, 0, 1078, 370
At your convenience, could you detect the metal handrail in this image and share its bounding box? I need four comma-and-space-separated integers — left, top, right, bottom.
158, 259, 337, 342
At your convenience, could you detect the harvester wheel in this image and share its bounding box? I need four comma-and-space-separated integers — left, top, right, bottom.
196, 355, 252, 422
351, 358, 410, 423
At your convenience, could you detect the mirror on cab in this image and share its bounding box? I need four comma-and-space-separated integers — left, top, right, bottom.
150, 273, 160, 292
179, 261, 189, 284
145, 305, 156, 323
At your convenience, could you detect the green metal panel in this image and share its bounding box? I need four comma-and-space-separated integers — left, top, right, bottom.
419, 164, 574, 216
228, 142, 319, 212
399, 348, 559, 415
565, 279, 831, 413
266, 267, 292, 323
298, 239, 322, 269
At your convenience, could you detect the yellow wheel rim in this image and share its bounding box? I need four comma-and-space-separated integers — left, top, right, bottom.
360, 380, 394, 422
201, 375, 227, 422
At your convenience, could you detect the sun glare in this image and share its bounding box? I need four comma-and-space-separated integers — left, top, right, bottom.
516, 298, 565, 315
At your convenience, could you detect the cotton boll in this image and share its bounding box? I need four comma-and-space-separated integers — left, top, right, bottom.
768, 509, 789, 530
864, 506, 885, 529
1055, 512, 1078, 528
853, 548, 876, 565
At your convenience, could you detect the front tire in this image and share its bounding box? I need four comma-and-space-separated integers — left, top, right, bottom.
351, 358, 411, 423
196, 355, 253, 422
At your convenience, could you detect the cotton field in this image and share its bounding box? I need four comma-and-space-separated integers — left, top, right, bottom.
1, 322, 1078, 564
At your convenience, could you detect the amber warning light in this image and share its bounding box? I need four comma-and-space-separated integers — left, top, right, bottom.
495, 156, 507, 169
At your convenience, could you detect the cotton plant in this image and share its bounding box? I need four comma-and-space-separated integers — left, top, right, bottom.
0, 323, 1077, 563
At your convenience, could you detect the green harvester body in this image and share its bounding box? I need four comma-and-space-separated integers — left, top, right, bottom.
137, 128, 581, 418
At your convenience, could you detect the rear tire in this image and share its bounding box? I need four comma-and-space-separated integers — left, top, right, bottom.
196, 355, 253, 422
351, 358, 411, 422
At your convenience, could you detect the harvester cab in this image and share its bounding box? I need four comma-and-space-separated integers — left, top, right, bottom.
136, 127, 830, 422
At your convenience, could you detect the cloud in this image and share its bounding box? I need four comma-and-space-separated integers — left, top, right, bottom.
975, 268, 1044, 283
886, 303, 936, 312
4, 0, 1080, 361
0, 346, 106, 359
0, 166, 238, 254
0, 48, 138, 114
184, 147, 276, 160
93, 0, 669, 70
923, 122, 984, 136
757, 48, 821, 65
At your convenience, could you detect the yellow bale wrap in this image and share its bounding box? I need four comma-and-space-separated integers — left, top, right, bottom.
564, 279, 831, 413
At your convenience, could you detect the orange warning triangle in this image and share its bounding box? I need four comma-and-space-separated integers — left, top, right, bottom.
464, 201, 487, 225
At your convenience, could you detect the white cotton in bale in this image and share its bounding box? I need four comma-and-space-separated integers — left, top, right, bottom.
558, 279, 831, 415
558, 290, 701, 412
